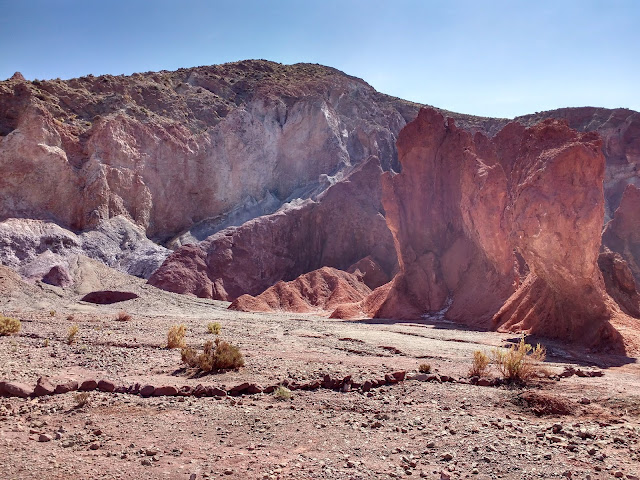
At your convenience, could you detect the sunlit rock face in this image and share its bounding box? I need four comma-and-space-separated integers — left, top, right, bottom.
0, 61, 419, 242
366, 108, 625, 350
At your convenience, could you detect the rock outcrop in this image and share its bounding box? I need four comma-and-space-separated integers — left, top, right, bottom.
366, 108, 626, 348
598, 249, 640, 318
148, 158, 397, 300
0, 216, 169, 281
0, 61, 419, 243
602, 184, 640, 285
229, 267, 371, 314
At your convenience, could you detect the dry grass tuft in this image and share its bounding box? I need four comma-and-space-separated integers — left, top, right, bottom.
0, 316, 21, 336
418, 363, 431, 374
74, 392, 91, 408
116, 311, 132, 322
167, 324, 187, 349
49, 310, 56, 317
181, 338, 244, 372
492, 337, 546, 382
66, 324, 79, 345
469, 350, 491, 377
273, 386, 292, 401
207, 322, 221, 335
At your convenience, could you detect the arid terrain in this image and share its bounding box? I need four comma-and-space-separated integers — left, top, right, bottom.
1, 61, 640, 479
1, 265, 640, 480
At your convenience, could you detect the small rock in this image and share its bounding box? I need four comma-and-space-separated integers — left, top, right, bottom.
97, 380, 115, 393
79, 379, 98, 391
140, 385, 155, 397
33, 377, 55, 397
38, 434, 52, 442
153, 386, 178, 396
1, 381, 34, 398
55, 380, 79, 394
141, 459, 152, 466
442, 452, 454, 461
89, 442, 100, 450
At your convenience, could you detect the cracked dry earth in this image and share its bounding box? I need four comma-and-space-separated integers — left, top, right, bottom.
1, 278, 640, 480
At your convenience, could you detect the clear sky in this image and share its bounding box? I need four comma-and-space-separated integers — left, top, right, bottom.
1, 0, 638, 118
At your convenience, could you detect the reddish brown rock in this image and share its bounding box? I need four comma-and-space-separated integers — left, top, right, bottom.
153, 385, 178, 396
365, 108, 627, 349
54, 380, 79, 394
139, 385, 155, 397
598, 249, 640, 318
367, 108, 516, 325
41, 265, 73, 287
79, 379, 98, 391
151, 158, 396, 301
602, 184, 640, 285
1, 381, 33, 398
97, 380, 116, 392
347, 256, 391, 290
229, 267, 372, 314
81, 290, 139, 304
33, 377, 55, 397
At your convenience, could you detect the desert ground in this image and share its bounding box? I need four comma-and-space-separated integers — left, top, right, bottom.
1, 265, 639, 480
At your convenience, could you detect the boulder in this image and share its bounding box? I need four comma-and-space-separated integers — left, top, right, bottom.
41, 265, 72, 287
1, 381, 33, 398
33, 377, 55, 397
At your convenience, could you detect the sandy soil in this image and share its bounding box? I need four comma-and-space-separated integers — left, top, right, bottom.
1, 263, 639, 480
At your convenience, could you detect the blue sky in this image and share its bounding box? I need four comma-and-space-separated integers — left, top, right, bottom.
1, 0, 638, 118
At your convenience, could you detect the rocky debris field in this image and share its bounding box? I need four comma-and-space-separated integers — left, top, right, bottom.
1, 275, 639, 480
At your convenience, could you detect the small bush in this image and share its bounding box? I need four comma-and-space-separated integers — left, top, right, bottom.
167, 324, 187, 349
66, 324, 79, 345
49, 310, 56, 317
74, 392, 91, 408
0, 316, 21, 336
181, 338, 244, 372
418, 363, 431, 374
207, 322, 221, 335
469, 350, 491, 377
116, 311, 132, 322
273, 386, 292, 401
492, 337, 546, 382
43, 338, 49, 347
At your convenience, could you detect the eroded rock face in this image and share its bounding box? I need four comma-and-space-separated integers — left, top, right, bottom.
228, 267, 371, 314
0, 61, 419, 242
0, 216, 169, 280
368, 108, 625, 348
149, 158, 397, 300
598, 249, 640, 318
371, 109, 517, 325
602, 184, 640, 285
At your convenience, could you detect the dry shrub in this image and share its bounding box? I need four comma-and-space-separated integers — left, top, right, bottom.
74, 392, 91, 408
167, 324, 187, 349
181, 338, 244, 372
418, 363, 431, 374
66, 324, 79, 345
492, 337, 546, 382
49, 310, 56, 317
116, 311, 132, 322
274, 386, 292, 401
207, 322, 221, 335
516, 391, 572, 416
0, 316, 21, 336
469, 350, 491, 377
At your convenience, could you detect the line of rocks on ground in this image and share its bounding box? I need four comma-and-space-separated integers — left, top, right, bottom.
0, 366, 603, 399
